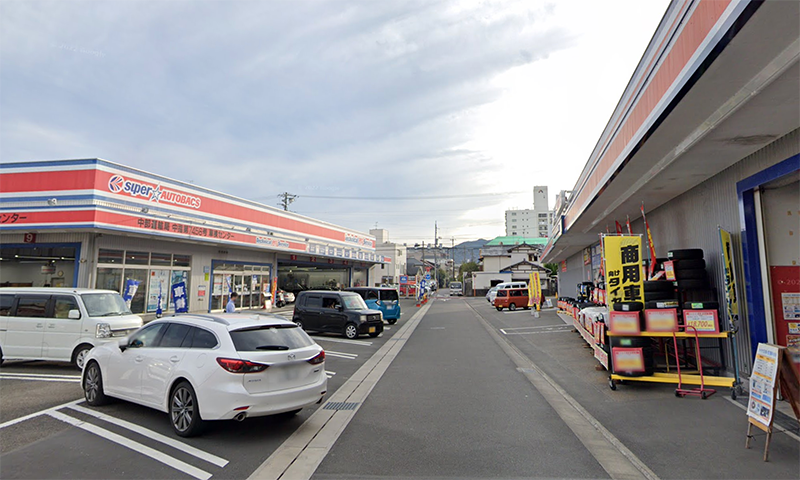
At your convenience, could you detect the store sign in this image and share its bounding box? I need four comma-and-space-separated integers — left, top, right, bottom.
684, 310, 720, 333
171, 282, 188, 313
663, 260, 676, 281
645, 309, 678, 332
719, 228, 739, 323
609, 311, 641, 334
108, 174, 202, 209
41, 265, 56, 274
23, 232, 36, 243
748, 343, 780, 428
603, 235, 645, 305
612, 347, 645, 372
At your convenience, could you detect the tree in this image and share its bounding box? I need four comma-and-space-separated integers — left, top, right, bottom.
543, 263, 559, 277
458, 261, 480, 281
437, 268, 448, 286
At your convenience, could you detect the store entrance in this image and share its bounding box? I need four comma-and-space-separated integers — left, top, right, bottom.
0, 244, 80, 288
211, 262, 272, 312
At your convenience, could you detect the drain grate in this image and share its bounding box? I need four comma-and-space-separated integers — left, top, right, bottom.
323, 402, 360, 411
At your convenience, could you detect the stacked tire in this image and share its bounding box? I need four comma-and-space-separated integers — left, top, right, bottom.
668, 248, 716, 307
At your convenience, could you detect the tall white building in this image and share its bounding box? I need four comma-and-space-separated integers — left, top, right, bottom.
505, 186, 554, 238
368, 229, 407, 286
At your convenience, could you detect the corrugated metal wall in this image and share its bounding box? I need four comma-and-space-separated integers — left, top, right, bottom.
1, 232, 93, 286
557, 251, 591, 298
640, 128, 800, 376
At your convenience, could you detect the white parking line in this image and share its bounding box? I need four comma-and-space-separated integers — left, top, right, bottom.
68, 404, 229, 467
500, 325, 573, 335
47, 410, 212, 480
312, 337, 372, 346
0, 399, 82, 430
325, 351, 358, 360
0, 374, 82, 383
0, 372, 82, 379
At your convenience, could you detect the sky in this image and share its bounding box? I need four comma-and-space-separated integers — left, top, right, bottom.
1, 0, 670, 246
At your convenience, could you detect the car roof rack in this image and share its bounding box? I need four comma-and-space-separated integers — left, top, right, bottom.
171, 313, 230, 326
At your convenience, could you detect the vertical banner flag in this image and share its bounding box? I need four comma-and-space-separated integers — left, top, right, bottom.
528, 272, 536, 308
615, 221, 623, 235
532, 271, 543, 310
171, 281, 188, 313
719, 227, 739, 327
602, 235, 645, 306
641, 203, 657, 280
156, 283, 163, 317
626, 215, 633, 235
122, 279, 140, 308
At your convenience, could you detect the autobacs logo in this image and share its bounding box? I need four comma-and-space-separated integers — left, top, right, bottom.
107, 175, 202, 209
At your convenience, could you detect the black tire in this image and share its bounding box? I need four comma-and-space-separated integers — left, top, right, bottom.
496, 306, 503, 311
668, 248, 704, 260
644, 291, 675, 301
674, 259, 705, 270
0, 346, 4, 367
644, 281, 674, 292
683, 301, 720, 310
170, 381, 204, 437
83, 361, 110, 406
294, 320, 304, 330
509, 303, 517, 311
609, 378, 617, 391
388, 318, 397, 325
677, 279, 710, 290
612, 302, 643, 312
72, 344, 93, 370
674, 269, 706, 280
343, 323, 359, 340
645, 300, 680, 309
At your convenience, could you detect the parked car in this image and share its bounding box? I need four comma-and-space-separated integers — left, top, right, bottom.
283, 291, 296, 303
449, 282, 463, 296
0, 288, 143, 368
82, 313, 327, 437
485, 286, 499, 303
493, 287, 530, 311
345, 287, 401, 324
292, 290, 384, 339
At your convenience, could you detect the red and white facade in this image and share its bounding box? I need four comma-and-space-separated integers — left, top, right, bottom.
0, 159, 384, 315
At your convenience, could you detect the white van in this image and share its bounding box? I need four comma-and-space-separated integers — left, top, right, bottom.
0, 288, 144, 368
495, 281, 528, 291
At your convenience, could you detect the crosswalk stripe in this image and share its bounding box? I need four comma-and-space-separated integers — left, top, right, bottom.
68, 404, 228, 467
47, 410, 212, 480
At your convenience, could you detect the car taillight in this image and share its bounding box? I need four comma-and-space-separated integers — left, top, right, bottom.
307, 351, 325, 365
216, 357, 269, 373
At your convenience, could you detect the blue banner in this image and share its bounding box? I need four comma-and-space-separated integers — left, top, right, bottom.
122, 279, 140, 307
171, 281, 188, 313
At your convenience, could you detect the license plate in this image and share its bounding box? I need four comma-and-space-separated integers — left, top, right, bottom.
369, 327, 376, 333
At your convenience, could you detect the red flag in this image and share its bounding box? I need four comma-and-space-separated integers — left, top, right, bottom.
641, 203, 657, 279
626, 215, 633, 235
615, 221, 623, 235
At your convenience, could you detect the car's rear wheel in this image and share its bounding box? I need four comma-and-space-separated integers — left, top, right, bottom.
387, 318, 397, 325
294, 320, 304, 330
72, 344, 93, 370
344, 323, 359, 340
496, 306, 502, 311
83, 361, 110, 406
170, 381, 204, 437
509, 303, 517, 311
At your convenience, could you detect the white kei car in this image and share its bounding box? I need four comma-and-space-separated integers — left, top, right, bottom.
82, 313, 327, 437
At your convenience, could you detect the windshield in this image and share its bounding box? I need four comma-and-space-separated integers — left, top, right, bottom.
81, 292, 132, 317
379, 290, 399, 301
341, 294, 369, 310
230, 325, 314, 351
450, 283, 462, 289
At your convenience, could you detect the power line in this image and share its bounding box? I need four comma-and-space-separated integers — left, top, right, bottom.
277, 192, 297, 211
260, 191, 526, 201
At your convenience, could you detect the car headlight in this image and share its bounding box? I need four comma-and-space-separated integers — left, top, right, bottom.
96, 323, 112, 338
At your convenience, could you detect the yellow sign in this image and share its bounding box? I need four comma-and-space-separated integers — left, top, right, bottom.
719, 228, 739, 322
602, 235, 645, 305
528, 271, 542, 309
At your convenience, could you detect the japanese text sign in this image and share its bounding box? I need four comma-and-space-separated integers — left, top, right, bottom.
603, 235, 645, 305
171, 281, 188, 313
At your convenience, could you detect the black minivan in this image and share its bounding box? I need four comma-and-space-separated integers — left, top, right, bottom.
292, 290, 384, 339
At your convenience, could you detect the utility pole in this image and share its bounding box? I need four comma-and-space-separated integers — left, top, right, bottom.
277, 192, 297, 211
451, 237, 455, 282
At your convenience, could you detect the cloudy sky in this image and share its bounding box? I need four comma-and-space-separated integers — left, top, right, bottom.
1, 0, 669, 245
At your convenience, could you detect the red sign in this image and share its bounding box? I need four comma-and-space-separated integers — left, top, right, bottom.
290, 255, 297, 260
770, 266, 800, 348
23, 232, 36, 243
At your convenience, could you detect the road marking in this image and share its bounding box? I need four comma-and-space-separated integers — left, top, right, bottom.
468, 302, 659, 480
325, 351, 358, 360
0, 374, 82, 383
67, 404, 229, 467
311, 337, 372, 346
0, 399, 82, 430
47, 410, 212, 480
500, 325, 573, 335
248, 301, 432, 480
0, 372, 82, 379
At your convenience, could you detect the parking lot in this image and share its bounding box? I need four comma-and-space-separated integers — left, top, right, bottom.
0, 297, 421, 480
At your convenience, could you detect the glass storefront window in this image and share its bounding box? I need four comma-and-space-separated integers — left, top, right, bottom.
98, 249, 124, 264
151, 253, 172, 266
146, 269, 171, 313
126, 251, 149, 265
173, 254, 191, 267
96, 268, 123, 292
125, 269, 149, 314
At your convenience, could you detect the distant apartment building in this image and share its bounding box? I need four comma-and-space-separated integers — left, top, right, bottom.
505, 186, 553, 238
368, 229, 407, 286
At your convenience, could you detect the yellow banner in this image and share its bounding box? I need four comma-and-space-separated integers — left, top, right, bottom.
528, 271, 542, 308
719, 228, 739, 319
603, 235, 645, 305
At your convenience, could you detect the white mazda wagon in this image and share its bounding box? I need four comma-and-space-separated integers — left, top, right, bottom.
82, 313, 327, 437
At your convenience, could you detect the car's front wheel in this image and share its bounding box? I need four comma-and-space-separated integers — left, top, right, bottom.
170, 381, 204, 437
496, 306, 502, 311
343, 323, 359, 340
83, 361, 110, 406
509, 303, 517, 311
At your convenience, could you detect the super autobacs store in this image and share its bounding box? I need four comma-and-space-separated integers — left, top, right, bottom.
0, 159, 383, 316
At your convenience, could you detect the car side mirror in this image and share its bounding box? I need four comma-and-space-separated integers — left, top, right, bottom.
118, 338, 128, 352
68, 309, 81, 319
336, 305, 343, 312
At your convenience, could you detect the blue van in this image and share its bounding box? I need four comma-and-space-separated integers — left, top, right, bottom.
346, 287, 401, 324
